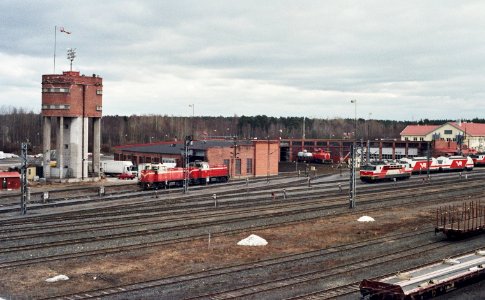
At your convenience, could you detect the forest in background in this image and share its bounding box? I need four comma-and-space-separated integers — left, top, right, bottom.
2, 105, 484, 154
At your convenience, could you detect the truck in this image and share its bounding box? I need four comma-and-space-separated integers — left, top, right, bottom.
99, 160, 137, 177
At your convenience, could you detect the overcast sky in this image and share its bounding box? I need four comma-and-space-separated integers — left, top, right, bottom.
1, 1, 484, 120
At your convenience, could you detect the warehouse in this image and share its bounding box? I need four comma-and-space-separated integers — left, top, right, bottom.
114, 139, 279, 178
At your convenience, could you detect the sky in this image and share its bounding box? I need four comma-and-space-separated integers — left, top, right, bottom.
1, 1, 484, 121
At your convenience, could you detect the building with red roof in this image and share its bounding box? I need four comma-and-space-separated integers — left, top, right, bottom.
401, 122, 485, 152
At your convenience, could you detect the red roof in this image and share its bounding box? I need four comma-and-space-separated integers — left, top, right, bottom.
400, 125, 439, 136
0, 172, 20, 178
449, 122, 485, 136
401, 122, 485, 136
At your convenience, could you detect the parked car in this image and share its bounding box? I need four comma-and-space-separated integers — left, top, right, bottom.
118, 172, 136, 180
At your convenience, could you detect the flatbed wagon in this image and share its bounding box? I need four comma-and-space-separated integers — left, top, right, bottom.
435, 201, 485, 239
360, 250, 485, 299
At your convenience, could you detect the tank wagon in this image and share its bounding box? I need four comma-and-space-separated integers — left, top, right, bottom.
139, 161, 228, 190
360, 162, 411, 182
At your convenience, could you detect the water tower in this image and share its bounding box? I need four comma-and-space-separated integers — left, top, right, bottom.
41, 49, 102, 180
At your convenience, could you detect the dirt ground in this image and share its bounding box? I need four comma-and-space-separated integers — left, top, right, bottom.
0, 203, 435, 297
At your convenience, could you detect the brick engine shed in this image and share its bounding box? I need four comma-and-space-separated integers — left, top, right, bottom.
114, 139, 279, 178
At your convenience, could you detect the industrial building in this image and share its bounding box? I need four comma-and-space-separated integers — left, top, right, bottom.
114, 139, 279, 178
280, 138, 429, 161
41, 71, 102, 181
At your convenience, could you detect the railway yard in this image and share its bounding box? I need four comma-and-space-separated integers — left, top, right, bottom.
0, 165, 484, 299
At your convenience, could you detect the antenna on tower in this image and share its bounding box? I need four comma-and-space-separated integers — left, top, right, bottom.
67, 48, 76, 71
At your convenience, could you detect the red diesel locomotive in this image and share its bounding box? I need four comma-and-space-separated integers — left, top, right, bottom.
139, 161, 229, 190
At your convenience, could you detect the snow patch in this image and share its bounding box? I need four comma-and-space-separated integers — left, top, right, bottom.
358, 216, 375, 222
237, 234, 268, 246
45, 275, 69, 282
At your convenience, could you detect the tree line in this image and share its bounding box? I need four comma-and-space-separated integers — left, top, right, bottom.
2, 105, 484, 154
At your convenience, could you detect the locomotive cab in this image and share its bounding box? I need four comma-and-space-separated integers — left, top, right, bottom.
190, 161, 210, 170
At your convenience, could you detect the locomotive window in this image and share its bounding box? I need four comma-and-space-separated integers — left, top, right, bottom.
444, 130, 452, 135
361, 165, 376, 171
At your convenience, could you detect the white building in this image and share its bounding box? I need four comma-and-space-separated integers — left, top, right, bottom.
400, 122, 485, 152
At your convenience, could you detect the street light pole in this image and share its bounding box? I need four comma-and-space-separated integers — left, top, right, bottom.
367, 112, 372, 164
350, 99, 357, 209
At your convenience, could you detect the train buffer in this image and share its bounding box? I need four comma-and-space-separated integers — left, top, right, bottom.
435, 200, 485, 239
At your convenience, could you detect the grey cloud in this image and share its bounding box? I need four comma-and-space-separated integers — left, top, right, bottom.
1, 1, 485, 120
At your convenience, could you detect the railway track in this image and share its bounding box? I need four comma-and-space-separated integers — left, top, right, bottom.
0, 172, 305, 206
39, 228, 435, 299
1, 169, 482, 215
2, 184, 483, 270
2, 171, 484, 299
41, 233, 485, 299
1, 178, 482, 243
2, 172, 483, 228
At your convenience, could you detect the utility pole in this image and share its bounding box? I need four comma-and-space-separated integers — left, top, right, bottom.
231, 137, 239, 178
367, 112, 372, 164
184, 135, 192, 194
366, 142, 370, 165
349, 144, 356, 208
426, 141, 431, 179
350, 99, 357, 209
360, 138, 364, 165
189, 104, 195, 139
302, 117, 306, 140
20, 142, 28, 215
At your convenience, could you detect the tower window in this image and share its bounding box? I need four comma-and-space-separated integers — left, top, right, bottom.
42, 87, 69, 93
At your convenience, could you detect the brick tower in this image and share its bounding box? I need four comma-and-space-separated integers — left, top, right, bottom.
41, 71, 102, 180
